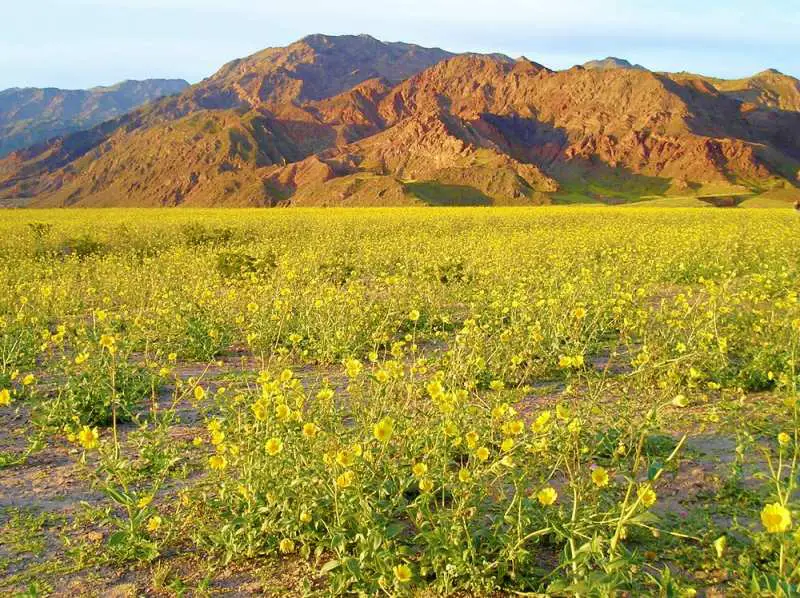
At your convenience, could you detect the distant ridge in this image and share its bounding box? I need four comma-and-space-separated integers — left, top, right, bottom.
582, 57, 648, 71
0, 79, 189, 157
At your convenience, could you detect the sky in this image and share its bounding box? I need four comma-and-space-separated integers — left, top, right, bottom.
2, 0, 798, 89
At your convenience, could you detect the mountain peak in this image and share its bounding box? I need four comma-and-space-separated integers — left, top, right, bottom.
753, 68, 787, 78
299, 33, 378, 47
582, 57, 648, 71
514, 56, 551, 74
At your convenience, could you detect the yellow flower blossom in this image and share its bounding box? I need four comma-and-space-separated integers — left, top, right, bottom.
373, 417, 394, 443
393, 564, 412, 583
637, 484, 657, 508
537, 487, 558, 506
761, 503, 792, 533
279, 538, 295, 553
336, 470, 355, 489
302, 423, 319, 439
591, 467, 610, 488
99, 334, 116, 354
265, 437, 283, 456
208, 454, 227, 470
146, 515, 162, 532
78, 426, 99, 450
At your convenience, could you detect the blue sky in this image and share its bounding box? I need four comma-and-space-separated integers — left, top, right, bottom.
3, 0, 798, 89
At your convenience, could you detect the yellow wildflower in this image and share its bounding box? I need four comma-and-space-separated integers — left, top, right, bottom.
761, 503, 792, 533
531, 411, 552, 433
503, 419, 525, 436
412, 463, 428, 478
637, 484, 657, 508
77, 426, 99, 450
373, 417, 394, 443
302, 423, 319, 439
208, 454, 227, 470
316, 388, 334, 401
279, 538, 295, 553
275, 403, 291, 420
265, 437, 283, 456
591, 467, 610, 488
336, 449, 355, 467
345, 358, 362, 378
393, 564, 412, 583
336, 470, 355, 489
537, 487, 558, 506
146, 516, 162, 532
99, 334, 116, 354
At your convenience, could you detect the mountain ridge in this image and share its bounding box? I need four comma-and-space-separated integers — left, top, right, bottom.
1, 35, 798, 207
582, 57, 648, 71
0, 79, 189, 158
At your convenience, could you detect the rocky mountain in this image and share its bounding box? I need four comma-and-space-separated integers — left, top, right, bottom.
0, 79, 189, 157
582, 57, 648, 71
668, 69, 800, 112
1, 35, 798, 207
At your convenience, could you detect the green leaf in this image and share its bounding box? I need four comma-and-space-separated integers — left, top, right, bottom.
108, 531, 128, 547
385, 522, 405, 538
647, 461, 663, 481
320, 560, 340, 575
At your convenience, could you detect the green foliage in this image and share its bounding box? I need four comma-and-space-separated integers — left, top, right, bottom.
1, 207, 800, 595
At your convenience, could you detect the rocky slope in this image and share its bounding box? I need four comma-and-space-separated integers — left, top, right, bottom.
0, 35, 798, 207
669, 69, 800, 112
0, 79, 189, 157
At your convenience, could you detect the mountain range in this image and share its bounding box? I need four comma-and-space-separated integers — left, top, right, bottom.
1, 34, 798, 207
0, 79, 189, 158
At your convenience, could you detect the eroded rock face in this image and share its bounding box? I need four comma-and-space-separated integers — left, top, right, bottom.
0, 35, 798, 207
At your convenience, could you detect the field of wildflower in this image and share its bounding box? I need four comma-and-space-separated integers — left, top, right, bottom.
0, 207, 798, 596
